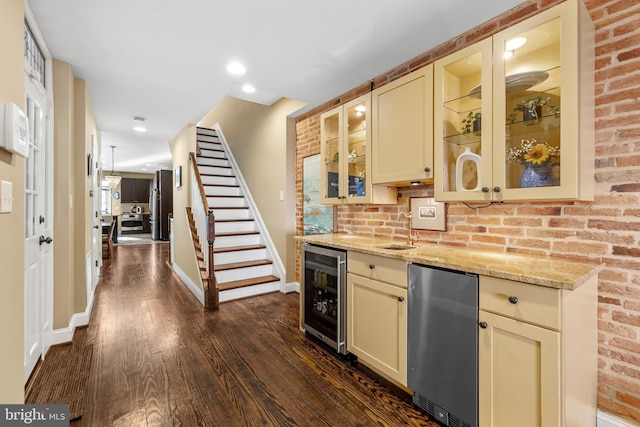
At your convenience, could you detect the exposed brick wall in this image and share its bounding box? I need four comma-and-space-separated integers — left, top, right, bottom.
295, 0, 640, 422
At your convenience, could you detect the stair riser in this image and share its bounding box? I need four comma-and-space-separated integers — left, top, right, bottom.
208, 197, 246, 207
204, 186, 241, 197
216, 264, 274, 284
201, 175, 237, 186
197, 134, 219, 142
198, 157, 229, 167
214, 234, 261, 248
214, 249, 267, 265
219, 281, 280, 303
198, 141, 222, 150
215, 221, 256, 233
199, 149, 226, 159
210, 209, 252, 220
199, 166, 233, 176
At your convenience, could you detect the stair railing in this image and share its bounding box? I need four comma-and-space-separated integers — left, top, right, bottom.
189, 153, 218, 309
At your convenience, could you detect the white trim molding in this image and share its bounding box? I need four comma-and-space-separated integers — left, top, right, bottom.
172, 261, 204, 305
598, 410, 636, 427
284, 282, 299, 293
50, 287, 94, 347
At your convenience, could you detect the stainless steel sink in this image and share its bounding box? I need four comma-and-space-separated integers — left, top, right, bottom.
376, 243, 416, 250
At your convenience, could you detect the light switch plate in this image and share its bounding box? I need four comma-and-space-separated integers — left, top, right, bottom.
0, 180, 13, 213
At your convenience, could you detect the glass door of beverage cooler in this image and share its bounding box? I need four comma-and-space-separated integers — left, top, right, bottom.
301, 243, 347, 354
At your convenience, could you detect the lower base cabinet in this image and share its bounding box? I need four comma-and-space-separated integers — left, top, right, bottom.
346, 252, 407, 386
478, 275, 598, 427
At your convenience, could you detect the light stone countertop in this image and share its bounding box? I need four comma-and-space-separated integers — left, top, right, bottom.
295, 233, 603, 291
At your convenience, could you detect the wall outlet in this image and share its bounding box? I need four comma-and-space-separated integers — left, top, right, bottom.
0, 180, 12, 213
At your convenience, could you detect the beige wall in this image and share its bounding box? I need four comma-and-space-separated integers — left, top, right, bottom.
0, 0, 26, 404
199, 97, 306, 281
53, 60, 75, 328
73, 79, 96, 312
169, 124, 202, 289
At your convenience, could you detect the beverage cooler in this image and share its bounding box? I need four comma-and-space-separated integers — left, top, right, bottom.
301, 243, 347, 354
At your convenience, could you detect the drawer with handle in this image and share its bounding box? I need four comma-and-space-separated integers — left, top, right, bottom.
348, 251, 407, 287
479, 275, 561, 330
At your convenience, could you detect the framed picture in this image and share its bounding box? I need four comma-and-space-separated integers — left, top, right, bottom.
410, 197, 446, 231
175, 166, 182, 188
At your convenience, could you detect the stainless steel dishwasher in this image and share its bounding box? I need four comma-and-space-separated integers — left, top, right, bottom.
408, 263, 478, 427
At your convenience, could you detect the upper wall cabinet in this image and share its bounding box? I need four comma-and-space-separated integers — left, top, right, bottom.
371, 65, 434, 186
321, 93, 397, 205
434, 0, 594, 202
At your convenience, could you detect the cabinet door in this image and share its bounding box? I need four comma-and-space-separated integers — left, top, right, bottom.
347, 273, 407, 385
342, 94, 371, 204
478, 310, 560, 427
434, 38, 494, 202
320, 106, 342, 205
134, 179, 150, 202
120, 178, 136, 202
372, 65, 433, 185
493, 0, 593, 201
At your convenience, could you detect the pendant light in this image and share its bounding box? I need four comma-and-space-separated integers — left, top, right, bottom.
104, 145, 122, 188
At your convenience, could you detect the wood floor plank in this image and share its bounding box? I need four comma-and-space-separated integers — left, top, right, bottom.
29, 242, 442, 426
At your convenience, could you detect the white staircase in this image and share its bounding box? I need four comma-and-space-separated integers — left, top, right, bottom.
195, 127, 280, 301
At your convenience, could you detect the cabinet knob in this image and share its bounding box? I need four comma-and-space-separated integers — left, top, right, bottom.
493, 187, 502, 193
508, 296, 519, 304
424, 167, 431, 173
397, 296, 405, 302
481, 187, 490, 193
369, 264, 375, 270
479, 321, 488, 329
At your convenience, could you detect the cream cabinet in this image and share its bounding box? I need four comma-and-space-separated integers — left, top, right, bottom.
320, 93, 396, 205
371, 65, 434, 186
434, 0, 594, 202
347, 251, 407, 386
478, 275, 598, 427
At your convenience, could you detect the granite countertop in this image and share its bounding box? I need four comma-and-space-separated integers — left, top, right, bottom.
295, 233, 602, 291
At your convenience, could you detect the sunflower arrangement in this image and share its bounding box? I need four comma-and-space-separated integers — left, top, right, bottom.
506, 138, 559, 166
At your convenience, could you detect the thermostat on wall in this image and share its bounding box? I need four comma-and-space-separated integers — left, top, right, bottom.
0, 102, 29, 158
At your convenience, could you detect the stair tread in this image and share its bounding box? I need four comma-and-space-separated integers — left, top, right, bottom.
213, 244, 266, 253
216, 230, 259, 237
215, 219, 254, 223
215, 259, 273, 271
207, 195, 244, 198
204, 184, 240, 188
218, 275, 280, 291
211, 206, 249, 210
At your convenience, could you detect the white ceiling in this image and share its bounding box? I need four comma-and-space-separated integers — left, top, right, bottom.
27, 0, 524, 174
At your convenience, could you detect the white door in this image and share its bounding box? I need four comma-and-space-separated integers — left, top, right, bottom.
24, 19, 53, 383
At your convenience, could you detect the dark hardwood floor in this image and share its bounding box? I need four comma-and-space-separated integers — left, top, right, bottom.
46, 242, 437, 426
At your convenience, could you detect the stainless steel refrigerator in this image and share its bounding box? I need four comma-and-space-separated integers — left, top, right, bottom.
150, 170, 173, 241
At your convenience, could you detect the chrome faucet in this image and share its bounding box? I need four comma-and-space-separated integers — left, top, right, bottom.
399, 212, 419, 246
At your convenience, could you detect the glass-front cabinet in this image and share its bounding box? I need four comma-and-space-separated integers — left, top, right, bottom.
434, 0, 594, 202
321, 93, 396, 205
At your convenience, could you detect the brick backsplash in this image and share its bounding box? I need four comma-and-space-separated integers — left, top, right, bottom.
296, 0, 640, 422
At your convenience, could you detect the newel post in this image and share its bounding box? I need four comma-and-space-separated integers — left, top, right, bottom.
206, 210, 219, 310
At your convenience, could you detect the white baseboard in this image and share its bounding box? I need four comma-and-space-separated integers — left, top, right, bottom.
172, 262, 205, 305
50, 287, 95, 346
598, 410, 636, 427
284, 281, 299, 293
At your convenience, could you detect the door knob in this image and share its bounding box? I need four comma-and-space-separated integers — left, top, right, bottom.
369, 264, 375, 269
397, 296, 405, 302
424, 167, 431, 173
39, 236, 53, 245
94, 225, 99, 229
508, 296, 519, 304
479, 321, 488, 329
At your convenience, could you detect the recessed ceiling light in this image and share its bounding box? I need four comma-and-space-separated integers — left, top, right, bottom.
133, 116, 146, 132
242, 84, 256, 93
227, 62, 246, 75
505, 37, 527, 51
141, 168, 147, 171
